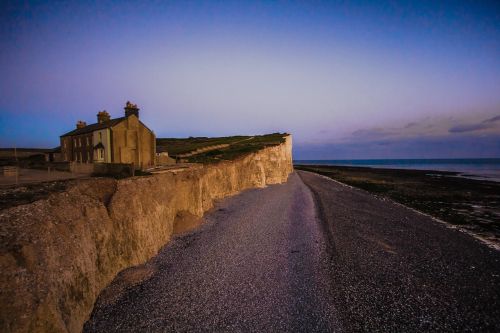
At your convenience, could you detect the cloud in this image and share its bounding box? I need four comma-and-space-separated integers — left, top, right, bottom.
448, 123, 490, 133
351, 128, 396, 139
342, 114, 500, 143
294, 133, 500, 159
307, 112, 500, 156
347, 118, 444, 142
449, 114, 500, 133
484, 115, 500, 123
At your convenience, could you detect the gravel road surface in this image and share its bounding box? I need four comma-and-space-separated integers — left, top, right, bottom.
84, 171, 500, 332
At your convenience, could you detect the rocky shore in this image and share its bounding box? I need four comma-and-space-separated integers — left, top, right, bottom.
295, 164, 500, 249
84, 171, 500, 331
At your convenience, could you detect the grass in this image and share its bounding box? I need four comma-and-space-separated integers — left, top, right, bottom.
156, 136, 250, 155
157, 133, 288, 163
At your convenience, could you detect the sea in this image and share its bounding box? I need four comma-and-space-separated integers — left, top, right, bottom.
294, 158, 500, 182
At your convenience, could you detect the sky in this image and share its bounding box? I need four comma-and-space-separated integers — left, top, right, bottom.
0, 0, 499, 159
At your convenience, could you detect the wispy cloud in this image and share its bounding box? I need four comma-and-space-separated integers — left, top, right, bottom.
485, 115, 500, 123
294, 133, 500, 159
341, 114, 500, 143
449, 123, 490, 133
351, 128, 398, 139
449, 114, 500, 133
299, 113, 500, 159
344, 117, 445, 142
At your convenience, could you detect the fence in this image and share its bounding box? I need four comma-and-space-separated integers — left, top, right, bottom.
70, 162, 94, 174
2, 166, 19, 177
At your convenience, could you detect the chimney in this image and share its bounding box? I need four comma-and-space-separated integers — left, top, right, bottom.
124, 101, 139, 118
76, 120, 87, 129
97, 110, 111, 123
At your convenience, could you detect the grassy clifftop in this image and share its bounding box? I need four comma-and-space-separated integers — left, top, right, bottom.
157, 133, 288, 163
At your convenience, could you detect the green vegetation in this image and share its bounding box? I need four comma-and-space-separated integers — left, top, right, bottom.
157, 133, 288, 163
295, 165, 500, 237
156, 136, 249, 155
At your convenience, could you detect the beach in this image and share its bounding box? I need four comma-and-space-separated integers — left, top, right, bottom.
294, 164, 500, 248
83, 171, 500, 331
295, 158, 500, 182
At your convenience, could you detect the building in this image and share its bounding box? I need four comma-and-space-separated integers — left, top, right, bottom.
155, 146, 176, 165
60, 102, 156, 170
0, 148, 59, 161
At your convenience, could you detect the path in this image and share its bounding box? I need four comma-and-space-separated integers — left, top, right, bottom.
84, 171, 500, 332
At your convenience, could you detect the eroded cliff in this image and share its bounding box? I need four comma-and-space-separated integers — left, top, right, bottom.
0, 136, 293, 333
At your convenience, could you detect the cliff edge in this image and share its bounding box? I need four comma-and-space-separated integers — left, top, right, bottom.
0, 135, 293, 333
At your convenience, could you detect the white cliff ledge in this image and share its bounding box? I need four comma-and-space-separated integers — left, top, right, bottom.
0, 135, 293, 333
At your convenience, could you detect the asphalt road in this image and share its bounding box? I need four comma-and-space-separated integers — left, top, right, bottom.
84, 171, 500, 332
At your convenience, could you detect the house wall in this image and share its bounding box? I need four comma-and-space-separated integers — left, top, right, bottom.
61, 134, 93, 163
92, 129, 112, 163
68, 134, 93, 163
110, 115, 155, 169
60, 137, 73, 162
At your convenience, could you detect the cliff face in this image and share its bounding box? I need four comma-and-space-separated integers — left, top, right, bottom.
0, 136, 293, 333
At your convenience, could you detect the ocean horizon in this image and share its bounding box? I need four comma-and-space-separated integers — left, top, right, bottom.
294, 158, 500, 182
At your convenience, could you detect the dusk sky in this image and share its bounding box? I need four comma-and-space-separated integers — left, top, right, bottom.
1, 0, 499, 159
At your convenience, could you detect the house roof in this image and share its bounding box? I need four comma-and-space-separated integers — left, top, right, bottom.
60, 117, 126, 137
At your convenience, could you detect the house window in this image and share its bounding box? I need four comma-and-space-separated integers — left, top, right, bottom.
78, 138, 82, 147
86, 137, 89, 145
87, 152, 90, 161
74, 139, 76, 148
79, 152, 82, 162
99, 132, 102, 142
95, 148, 105, 161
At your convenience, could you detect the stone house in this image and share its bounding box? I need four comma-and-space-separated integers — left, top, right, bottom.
60, 102, 156, 170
